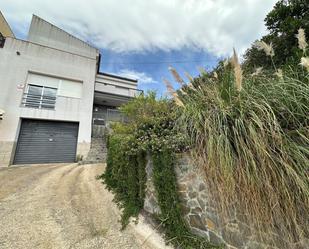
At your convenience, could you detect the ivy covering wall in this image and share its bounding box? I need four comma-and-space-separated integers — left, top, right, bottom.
99, 92, 217, 249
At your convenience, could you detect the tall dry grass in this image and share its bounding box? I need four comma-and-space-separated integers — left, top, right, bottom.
167, 33, 309, 245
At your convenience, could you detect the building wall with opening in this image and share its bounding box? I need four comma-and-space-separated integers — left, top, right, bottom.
0, 37, 97, 166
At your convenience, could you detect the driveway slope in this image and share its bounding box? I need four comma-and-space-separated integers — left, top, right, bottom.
0, 163, 142, 249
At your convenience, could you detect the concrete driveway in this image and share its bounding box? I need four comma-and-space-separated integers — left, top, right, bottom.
0, 163, 145, 249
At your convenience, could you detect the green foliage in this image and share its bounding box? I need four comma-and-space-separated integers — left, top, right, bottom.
243, 0, 309, 71
101, 92, 217, 248
113, 92, 187, 153
101, 92, 186, 227
152, 150, 217, 249
100, 135, 146, 228
177, 67, 309, 244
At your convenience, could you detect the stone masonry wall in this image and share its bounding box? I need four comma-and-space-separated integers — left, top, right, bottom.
144, 153, 309, 249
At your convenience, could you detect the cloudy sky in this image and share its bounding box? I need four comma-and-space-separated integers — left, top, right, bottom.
1, 0, 277, 94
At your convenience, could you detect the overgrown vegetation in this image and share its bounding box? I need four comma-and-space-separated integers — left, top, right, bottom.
102, 135, 145, 227
101, 2, 309, 247
152, 150, 215, 248
163, 26, 309, 245
100, 93, 215, 248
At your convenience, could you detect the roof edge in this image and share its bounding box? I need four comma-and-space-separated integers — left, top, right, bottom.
29, 14, 99, 52
98, 72, 138, 83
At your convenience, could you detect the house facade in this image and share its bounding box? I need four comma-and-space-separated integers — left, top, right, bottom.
0, 14, 141, 166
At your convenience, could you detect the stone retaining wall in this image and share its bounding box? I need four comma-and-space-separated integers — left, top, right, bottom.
144, 153, 309, 249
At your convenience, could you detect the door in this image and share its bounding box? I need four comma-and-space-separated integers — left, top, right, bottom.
14, 119, 79, 164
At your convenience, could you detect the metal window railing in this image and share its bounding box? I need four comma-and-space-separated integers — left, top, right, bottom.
106, 109, 127, 123
21, 93, 56, 109
92, 109, 127, 125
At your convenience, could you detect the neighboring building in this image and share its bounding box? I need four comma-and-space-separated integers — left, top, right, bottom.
0, 11, 14, 38
0, 14, 141, 166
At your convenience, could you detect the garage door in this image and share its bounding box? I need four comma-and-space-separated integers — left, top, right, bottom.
14, 119, 79, 164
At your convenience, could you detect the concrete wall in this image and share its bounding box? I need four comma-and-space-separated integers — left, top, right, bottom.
0, 11, 14, 38
96, 74, 138, 89
0, 37, 98, 166
95, 83, 138, 98
28, 15, 98, 58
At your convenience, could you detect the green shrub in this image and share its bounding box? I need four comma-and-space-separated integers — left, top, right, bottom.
100, 92, 217, 248
101, 134, 145, 227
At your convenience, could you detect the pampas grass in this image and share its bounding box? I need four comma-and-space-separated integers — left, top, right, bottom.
163, 78, 184, 107
184, 71, 193, 82
231, 48, 243, 91
177, 70, 309, 246
296, 28, 308, 52
274, 68, 283, 79
168, 66, 185, 86
161, 26, 309, 248
168, 31, 309, 245
300, 57, 309, 71
251, 67, 263, 76
254, 41, 275, 57
223, 58, 229, 68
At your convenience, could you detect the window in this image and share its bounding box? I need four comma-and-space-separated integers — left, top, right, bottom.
27, 73, 83, 99
23, 84, 57, 109
0, 32, 5, 48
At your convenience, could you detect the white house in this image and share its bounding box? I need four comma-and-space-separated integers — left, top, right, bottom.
0, 13, 141, 166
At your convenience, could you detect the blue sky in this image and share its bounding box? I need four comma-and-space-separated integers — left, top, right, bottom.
100, 48, 219, 94
1, 0, 277, 95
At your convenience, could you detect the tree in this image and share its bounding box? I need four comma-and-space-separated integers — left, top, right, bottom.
243, 0, 309, 72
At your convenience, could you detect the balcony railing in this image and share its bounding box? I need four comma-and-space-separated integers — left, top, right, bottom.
21, 93, 56, 109
93, 109, 127, 125
107, 109, 127, 122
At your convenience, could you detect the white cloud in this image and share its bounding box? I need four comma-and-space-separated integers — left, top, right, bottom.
1, 0, 277, 56
117, 69, 157, 84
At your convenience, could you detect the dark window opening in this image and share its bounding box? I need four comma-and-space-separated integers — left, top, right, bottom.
0, 32, 5, 48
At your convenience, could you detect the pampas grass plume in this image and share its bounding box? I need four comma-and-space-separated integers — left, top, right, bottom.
251, 67, 263, 76
231, 48, 243, 91
296, 28, 308, 52
275, 69, 283, 79
184, 71, 193, 82
300, 57, 309, 71
168, 66, 185, 86
255, 41, 275, 57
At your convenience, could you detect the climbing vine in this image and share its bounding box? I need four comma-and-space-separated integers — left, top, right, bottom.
152, 149, 216, 249
100, 92, 216, 248
101, 134, 146, 227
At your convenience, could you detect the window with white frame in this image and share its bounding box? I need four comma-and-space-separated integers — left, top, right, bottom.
24, 84, 57, 109
22, 73, 83, 109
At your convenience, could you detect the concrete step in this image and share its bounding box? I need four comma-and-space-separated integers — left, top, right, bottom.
81, 138, 107, 164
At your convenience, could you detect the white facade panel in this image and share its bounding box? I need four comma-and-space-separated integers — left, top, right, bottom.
58, 79, 83, 99
27, 73, 59, 88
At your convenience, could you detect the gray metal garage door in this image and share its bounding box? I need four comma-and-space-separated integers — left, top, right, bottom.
14, 119, 79, 164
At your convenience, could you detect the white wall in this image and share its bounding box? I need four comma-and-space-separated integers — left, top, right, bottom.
96, 74, 138, 89
28, 15, 98, 59
0, 37, 98, 165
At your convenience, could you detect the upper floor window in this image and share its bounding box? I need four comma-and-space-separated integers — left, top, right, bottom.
21, 72, 83, 110
0, 32, 5, 48
23, 84, 57, 109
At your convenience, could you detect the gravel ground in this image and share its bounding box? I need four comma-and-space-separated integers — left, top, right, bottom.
0, 163, 143, 249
